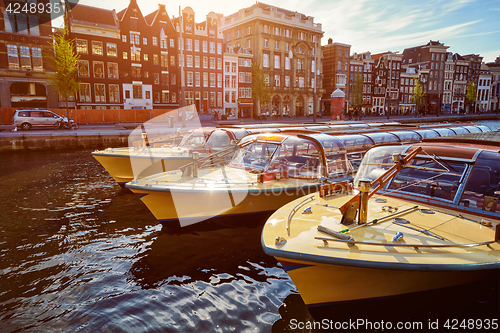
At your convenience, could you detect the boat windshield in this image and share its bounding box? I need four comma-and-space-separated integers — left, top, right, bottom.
179, 129, 211, 148
354, 145, 408, 186
229, 141, 280, 170
460, 150, 500, 211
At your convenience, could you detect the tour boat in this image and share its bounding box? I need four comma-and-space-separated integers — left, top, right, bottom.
261, 138, 500, 307
124, 125, 486, 228
91, 122, 390, 186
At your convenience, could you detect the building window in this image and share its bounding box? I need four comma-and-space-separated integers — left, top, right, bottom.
186, 38, 192, 51
194, 40, 199, 52
264, 39, 268, 48
297, 58, 303, 70
162, 91, 169, 103
79, 83, 91, 102
239, 72, 245, 83
246, 88, 252, 98
19, 46, 31, 69
209, 42, 215, 53
275, 75, 281, 87
210, 73, 216, 87
152, 37, 158, 46
210, 57, 215, 69
162, 72, 169, 86
154, 73, 159, 84
123, 52, 128, 59
171, 92, 176, 103
32, 47, 42, 71
203, 41, 208, 53
107, 43, 117, 57
7, 44, 19, 69
217, 43, 222, 55
217, 74, 222, 88
170, 56, 175, 66
217, 92, 222, 107
203, 72, 208, 87
274, 55, 280, 69
92, 41, 103, 55
195, 56, 200, 68
122, 35, 127, 42
186, 55, 193, 67
132, 66, 141, 78
78, 60, 89, 77
170, 38, 175, 48
203, 57, 208, 68
210, 92, 216, 108
246, 72, 252, 83
131, 48, 140, 61
195, 72, 201, 87
185, 91, 194, 105
153, 54, 159, 65
217, 58, 222, 70
239, 87, 245, 98
187, 72, 193, 87
263, 54, 269, 68
109, 84, 119, 102
108, 62, 118, 79
143, 54, 148, 61
77, 39, 88, 54
275, 41, 279, 49
133, 85, 143, 99
95, 83, 105, 102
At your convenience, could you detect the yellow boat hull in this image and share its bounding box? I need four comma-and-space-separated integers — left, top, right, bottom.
275, 257, 492, 306
128, 183, 321, 227
92, 149, 192, 185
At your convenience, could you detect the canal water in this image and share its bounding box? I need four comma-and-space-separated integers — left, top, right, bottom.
1, 121, 499, 332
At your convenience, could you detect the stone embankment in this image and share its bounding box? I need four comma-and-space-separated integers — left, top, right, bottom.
1, 114, 498, 151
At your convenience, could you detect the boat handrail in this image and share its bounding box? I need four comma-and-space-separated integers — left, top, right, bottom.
286, 195, 315, 236
315, 236, 497, 250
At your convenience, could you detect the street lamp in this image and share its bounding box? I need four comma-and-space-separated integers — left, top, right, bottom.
289, 49, 293, 117
313, 38, 317, 123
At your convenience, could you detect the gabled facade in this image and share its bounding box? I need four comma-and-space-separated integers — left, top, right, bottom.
451, 53, 469, 113
477, 63, 492, 112
349, 51, 373, 114
223, 45, 253, 118
402, 40, 449, 115
0, 0, 55, 108
67, 4, 121, 109
486, 56, 500, 113
372, 52, 402, 116
173, 7, 224, 115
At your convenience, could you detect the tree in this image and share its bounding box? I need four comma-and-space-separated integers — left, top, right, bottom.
46, 27, 80, 124
251, 56, 270, 118
465, 80, 477, 113
352, 71, 364, 109
412, 77, 426, 115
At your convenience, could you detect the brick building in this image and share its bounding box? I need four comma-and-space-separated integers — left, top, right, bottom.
322, 39, 350, 115
0, 0, 56, 108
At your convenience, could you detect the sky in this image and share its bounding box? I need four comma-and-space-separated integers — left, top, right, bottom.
59, 0, 500, 63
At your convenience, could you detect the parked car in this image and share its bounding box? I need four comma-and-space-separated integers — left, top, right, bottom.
13, 109, 65, 130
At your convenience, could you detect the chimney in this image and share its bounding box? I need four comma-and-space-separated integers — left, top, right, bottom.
328, 38, 332, 44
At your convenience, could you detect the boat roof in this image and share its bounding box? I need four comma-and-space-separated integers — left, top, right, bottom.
407, 139, 500, 160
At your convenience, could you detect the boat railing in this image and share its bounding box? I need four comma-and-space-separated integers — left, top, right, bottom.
315, 236, 497, 250
286, 195, 315, 235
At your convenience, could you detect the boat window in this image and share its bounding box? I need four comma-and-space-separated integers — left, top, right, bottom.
433, 128, 455, 137
205, 130, 231, 149
476, 125, 491, 132
267, 137, 322, 178
413, 129, 440, 139
354, 145, 408, 186
387, 158, 466, 201
180, 129, 210, 148
450, 127, 470, 135
229, 141, 279, 170
390, 131, 422, 142
462, 126, 482, 133
363, 132, 400, 144
229, 129, 250, 140
460, 151, 500, 212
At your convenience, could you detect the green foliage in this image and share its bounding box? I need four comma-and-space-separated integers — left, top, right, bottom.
412, 77, 426, 111
251, 56, 270, 116
46, 27, 80, 120
352, 71, 364, 106
465, 80, 477, 105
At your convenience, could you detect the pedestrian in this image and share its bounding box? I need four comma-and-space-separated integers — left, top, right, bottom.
354, 108, 359, 121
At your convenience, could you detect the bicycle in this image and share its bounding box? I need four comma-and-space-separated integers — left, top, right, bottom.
56, 119, 79, 130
